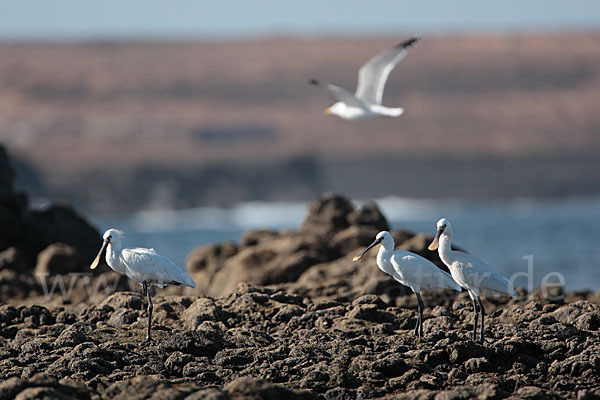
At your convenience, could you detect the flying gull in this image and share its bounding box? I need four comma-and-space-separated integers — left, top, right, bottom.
310, 37, 420, 120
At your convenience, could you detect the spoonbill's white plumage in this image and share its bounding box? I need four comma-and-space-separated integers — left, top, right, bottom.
310, 37, 420, 120
428, 218, 516, 343
353, 231, 461, 337
90, 228, 196, 344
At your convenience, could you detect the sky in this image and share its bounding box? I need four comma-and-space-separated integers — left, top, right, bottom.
1, 0, 599, 40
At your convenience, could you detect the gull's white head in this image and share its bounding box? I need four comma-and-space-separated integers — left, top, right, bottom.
325, 102, 347, 117
428, 218, 452, 251
91, 228, 125, 269
353, 231, 393, 261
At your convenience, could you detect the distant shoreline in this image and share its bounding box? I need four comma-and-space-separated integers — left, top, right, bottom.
15, 152, 600, 214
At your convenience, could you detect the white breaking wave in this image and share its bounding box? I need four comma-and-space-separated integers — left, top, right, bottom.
127, 196, 464, 233
130, 201, 308, 233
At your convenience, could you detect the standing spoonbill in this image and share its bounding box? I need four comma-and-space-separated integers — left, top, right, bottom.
353, 231, 461, 337
428, 218, 516, 343
309, 37, 420, 120
90, 229, 196, 345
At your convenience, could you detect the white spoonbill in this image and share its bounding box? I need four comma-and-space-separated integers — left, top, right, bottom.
353, 231, 461, 337
90, 229, 196, 344
309, 37, 420, 120
428, 218, 516, 343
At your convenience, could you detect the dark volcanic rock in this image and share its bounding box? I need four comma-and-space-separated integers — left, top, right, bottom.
0, 147, 28, 257
0, 282, 599, 399
224, 376, 314, 399
204, 233, 331, 297
347, 201, 389, 232
0, 145, 101, 271
0, 247, 27, 272
299, 192, 354, 237
34, 243, 84, 276
26, 204, 101, 268
329, 226, 380, 257
189, 193, 410, 298
240, 229, 279, 247
186, 241, 239, 294
300, 194, 388, 240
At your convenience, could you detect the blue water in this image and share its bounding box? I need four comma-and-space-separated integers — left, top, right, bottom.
90, 196, 600, 291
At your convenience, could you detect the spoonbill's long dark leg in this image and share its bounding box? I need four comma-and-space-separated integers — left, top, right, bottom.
470, 294, 480, 341
140, 281, 154, 345
414, 292, 425, 338
477, 297, 486, 344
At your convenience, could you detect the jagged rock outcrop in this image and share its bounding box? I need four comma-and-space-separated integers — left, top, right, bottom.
187, 193, 448, 299
0, 145, 101, 271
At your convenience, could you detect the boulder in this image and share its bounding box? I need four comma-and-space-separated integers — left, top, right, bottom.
182, 298, 222, 329
299, 193, 390, 239
187, 242, 239, 274
347, 201, 389, 232
188, 193, 402, 297
0, 146, 28, 255
224, 376, 314, 400
0, 145, 101, 272
34, 243, 84, 276
206, 233, 331, 297
186, 242, 238, 294
240, 229, 279, 247
552, 301, 600, 325
329, 226, 380, 257
299, 193, 354, 237
0, 247, 27, 273
25, 204, 101, 268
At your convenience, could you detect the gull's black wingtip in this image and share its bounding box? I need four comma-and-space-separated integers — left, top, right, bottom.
308, 79, 320, 86
398, 36, 421, 49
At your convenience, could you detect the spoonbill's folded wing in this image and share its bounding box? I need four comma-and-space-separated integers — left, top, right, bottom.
392, 252, 461, 291
121, 248, 196, 288
458, 254, 516, 298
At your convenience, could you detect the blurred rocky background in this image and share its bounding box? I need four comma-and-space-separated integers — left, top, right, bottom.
2, 34, 599, 213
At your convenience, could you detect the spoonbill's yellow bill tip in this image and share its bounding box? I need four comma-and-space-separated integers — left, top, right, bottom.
352, 256, 361, 262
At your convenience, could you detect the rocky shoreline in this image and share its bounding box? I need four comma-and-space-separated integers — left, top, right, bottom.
1, 283, 599, 399
1, 147, 599, 399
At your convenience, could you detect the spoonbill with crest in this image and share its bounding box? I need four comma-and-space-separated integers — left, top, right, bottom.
353, 231, 461, 337
428, 218, 517, 343
90, 229, 196, 345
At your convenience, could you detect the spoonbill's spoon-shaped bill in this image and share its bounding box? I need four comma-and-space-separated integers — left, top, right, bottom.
90, 241, 108, 269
